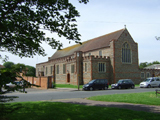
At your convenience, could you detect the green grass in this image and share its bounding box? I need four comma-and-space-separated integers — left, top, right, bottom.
135, 84, 139, 87
88, 92, 160, 105
1, 101, 160, 120
55, 84, 139, 89
56, 84, 83, 89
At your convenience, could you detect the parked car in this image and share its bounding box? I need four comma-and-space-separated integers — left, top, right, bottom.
4, 81, 22, 88
140, 77, 160, 88
111, 79, 135, 89
83, 79, 109, 91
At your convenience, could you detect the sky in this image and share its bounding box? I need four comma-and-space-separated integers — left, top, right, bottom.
1, 0, 160, 67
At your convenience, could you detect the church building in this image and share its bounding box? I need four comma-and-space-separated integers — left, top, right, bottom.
36, 28, 152, 85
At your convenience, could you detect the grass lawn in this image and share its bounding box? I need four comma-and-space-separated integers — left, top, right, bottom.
1, 101, 160, 120
88, 92, 160, 105
55, 84, 140, 89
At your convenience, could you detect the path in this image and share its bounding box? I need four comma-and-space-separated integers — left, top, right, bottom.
49, 98, 160, 114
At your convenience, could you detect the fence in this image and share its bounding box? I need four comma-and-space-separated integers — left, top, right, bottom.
23, 76, 53, 89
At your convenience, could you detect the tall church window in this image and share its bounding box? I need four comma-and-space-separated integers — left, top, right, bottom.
98, 62, 106, 72
50, 66, 52, 74
71, 64, 75, 73
122, 42, 131, 63
57, 65, 59, 74
63, 64, 66, 74
85, 63, 87, 72
46, 67, 47, 75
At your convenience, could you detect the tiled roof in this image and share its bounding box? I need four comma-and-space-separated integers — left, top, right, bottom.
144, 64, 160, 69
50, 28, 125, 60
0, 64, 5, 68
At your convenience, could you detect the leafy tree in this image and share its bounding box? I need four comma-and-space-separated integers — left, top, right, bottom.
0, 0, 89, 102
139, 62, 148, 69
139, 61, 160, 69
25, 65, 36, 77
0, 68, 16, 93
0, 0, 89, 58
3, 61, 15, 69
11, 63, 26, 73
151, 61, 160, 65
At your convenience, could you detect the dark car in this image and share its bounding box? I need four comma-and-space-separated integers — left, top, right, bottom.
111, 79, 135, 89
83, 79, 109, 91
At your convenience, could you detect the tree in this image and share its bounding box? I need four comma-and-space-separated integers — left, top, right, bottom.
11, 63, 26, 73
3, 61, 15, 69
0, 0, 89, 58
139, 62, 148, 69
0, 0, 89, 102
139, 61, 160, 69
25, 65, 36, 77
0, 68, 16, 93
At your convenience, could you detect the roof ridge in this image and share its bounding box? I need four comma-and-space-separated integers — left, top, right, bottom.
89, 28, 125, 41
61, 28, 125, 51
50, 28, 126, 60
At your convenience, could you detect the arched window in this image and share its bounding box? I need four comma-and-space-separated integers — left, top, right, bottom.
122, 42, 131, 63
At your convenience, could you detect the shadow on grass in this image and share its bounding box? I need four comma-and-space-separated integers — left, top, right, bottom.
53, 100, 160, 114
0, 95, 19, 102
1, 101, 160, 120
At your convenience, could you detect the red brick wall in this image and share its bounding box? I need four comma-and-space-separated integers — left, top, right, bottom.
27, 77, 34, 84
114, 29, 141, 84
40, 77, 48, 89
22, 76, 52, 89
34, 77, 40, 86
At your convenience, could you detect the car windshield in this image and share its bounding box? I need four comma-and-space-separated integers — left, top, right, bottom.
117, 80, 123, 84
143, 78, 151, 82
14, 81, 21, 85
88, 80, 95, 84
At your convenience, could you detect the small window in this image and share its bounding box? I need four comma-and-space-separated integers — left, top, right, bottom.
46, 67, 47, 75
57, 65, 59, 74
50, 66, 53, 74
141, 72, 145, 78
99, 63, 106, 72
146, 72, 150, 78
89, 53, 91, 56
99, 51, 102, 56
63, 64, 66, 74
71, 64, 75, 73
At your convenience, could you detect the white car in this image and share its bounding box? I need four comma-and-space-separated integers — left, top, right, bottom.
140, 77, 160, 88
5, 81, 22, 88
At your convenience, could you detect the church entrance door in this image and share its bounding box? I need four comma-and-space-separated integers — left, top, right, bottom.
67, 73, 70, 83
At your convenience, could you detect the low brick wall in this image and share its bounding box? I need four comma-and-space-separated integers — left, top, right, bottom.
22, 76, 52, 89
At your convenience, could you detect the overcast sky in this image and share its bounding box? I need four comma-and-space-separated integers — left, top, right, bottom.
1, 0, 160, 67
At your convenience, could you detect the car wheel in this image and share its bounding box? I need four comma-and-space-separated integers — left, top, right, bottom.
131, 85, 134, 89
104, 86, 108, 90
89, 87, 93, 91
147, 85, 151, 88
118, 86, 121, 89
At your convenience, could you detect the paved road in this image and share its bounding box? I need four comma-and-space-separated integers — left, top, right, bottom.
2, 87, 159, 102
